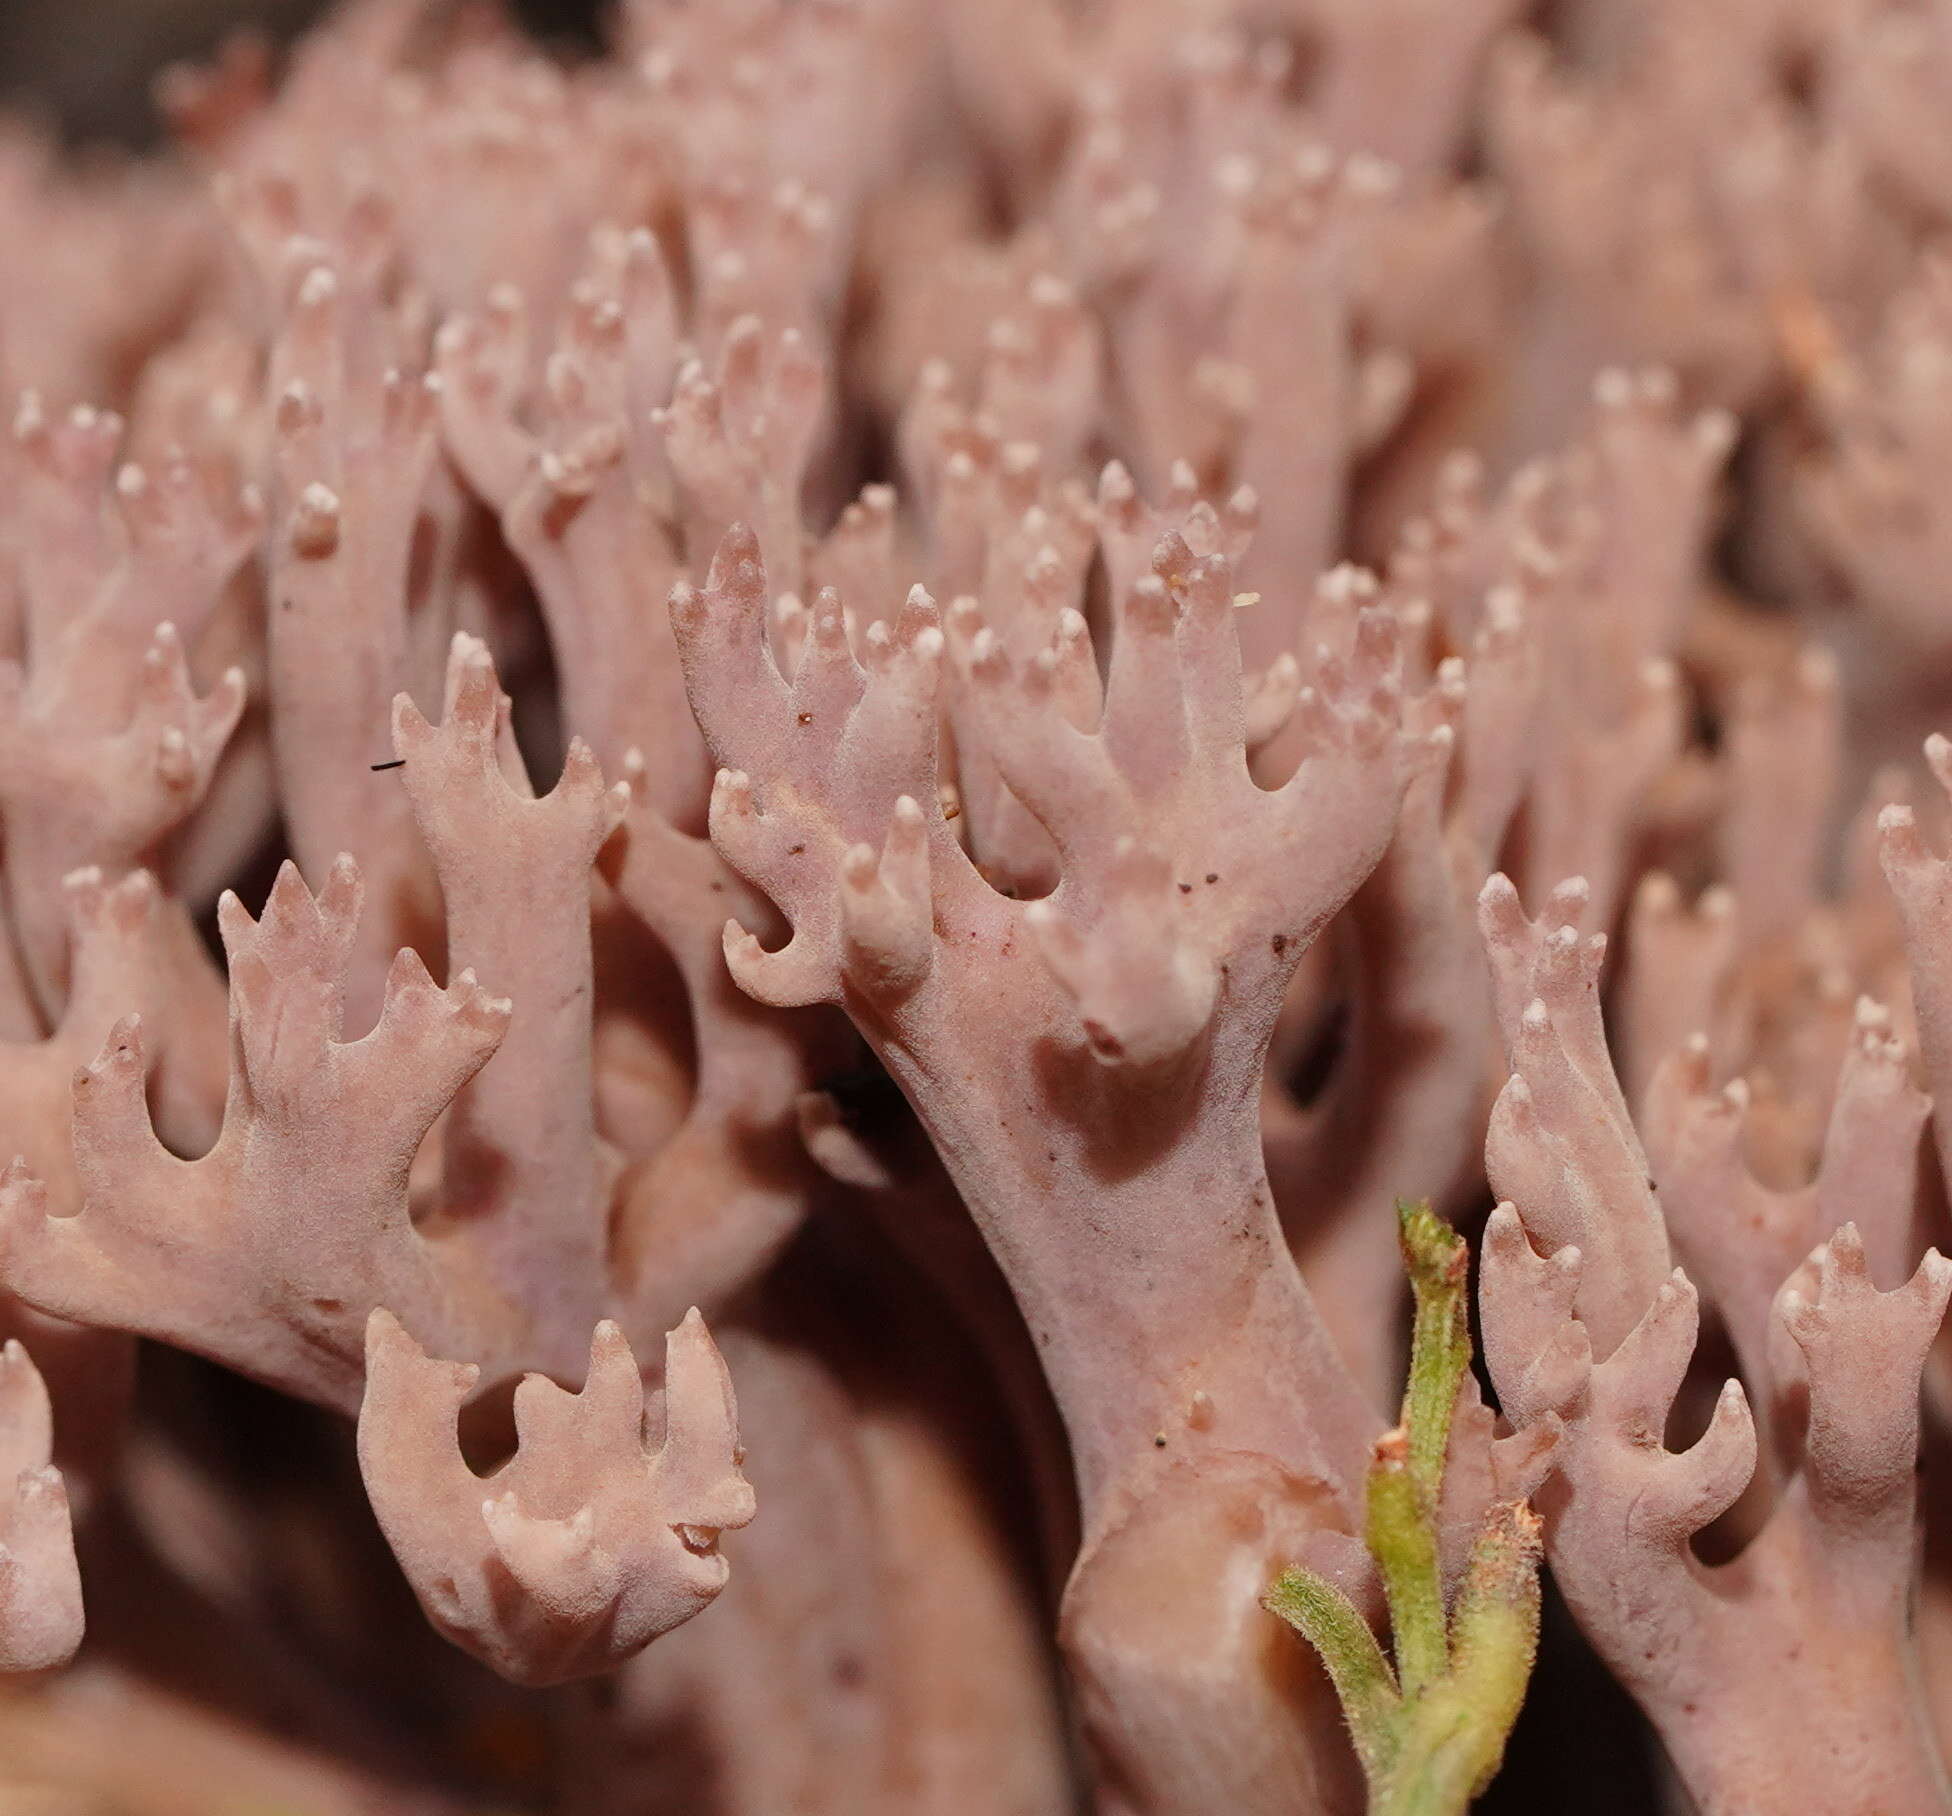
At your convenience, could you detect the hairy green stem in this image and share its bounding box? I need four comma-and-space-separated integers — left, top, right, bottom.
1264, 1202, 1544, 1816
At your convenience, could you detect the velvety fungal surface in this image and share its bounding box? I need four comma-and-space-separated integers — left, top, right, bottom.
1, 2, 1952, 1812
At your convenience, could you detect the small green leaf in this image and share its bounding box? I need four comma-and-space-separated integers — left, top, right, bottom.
1265, 1565, 1399, 1773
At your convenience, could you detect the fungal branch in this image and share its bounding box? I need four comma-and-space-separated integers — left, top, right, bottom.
359, 1306, 754, 1687
598, 755, 858, 1339
0, 1338, 82, 1673
0, 866, 224, 1218
1266, 567, 1541, 1409
430, 231, 817, 827
1267, 1203, 1545, 1816
1478, 874, 1952, 1816
0, 399, 251, 1013
674, 507, 1445, 1812
0, 615, 806, 1684
1880, 734, 1952, 1210
677, 517, 1419, 1513
0, 633, 630, 1410
261, 229, 447, 1019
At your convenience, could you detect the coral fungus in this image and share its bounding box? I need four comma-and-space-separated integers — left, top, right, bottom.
4, 0, 1952, 1810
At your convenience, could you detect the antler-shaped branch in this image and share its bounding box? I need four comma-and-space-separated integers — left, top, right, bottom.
1778, 1225, 1952, 1575
1513, 597, 1687, 933
1719, 646, 1843, 952
1486, 36, 1781, 449
655, 314, 822, 600
902, 410, 1097, 647
885, 433, 1102, 894
1222, 151, 1376, 657
1481, 974, 1952, 1813
1479, 872, 1671, 1354
1, 865, 225, 1213
679, 516, 1418, 1499
0, 855, 511, 1412
599, 759, 852, 1347
676, 511, 1428, 1815
1643, 1008, 1928, 1447
1392, 402, 1701, 935
974, 272, 1104, 480
1571, 366, 1738, 696
674, 527, 950, 1017
0, 617, 665, 1414
359, 1307, 753, 1686
0, 1339, 81, 1672
1619, 658, 1889, 1178
1878, 737, 1952, 1214
265, 246, 446, 1017
1270, 581, 1540, 1407
434, 232, 702, 816
8, 392, 258, 706
0, 860, 222, 1514
0, 616, 244, 1012
1306, 0, 1521, 181
393, 633, 628, 1352
1480, 1211, 1758, 1655
958, 532, 1420, 1062
1617, 874, 1738, 1116
1093, 460, 1256, 619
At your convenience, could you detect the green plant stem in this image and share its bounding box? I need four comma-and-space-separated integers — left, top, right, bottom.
1397, 1201, 1472, 1502
1367, 1439, 1446, 1698
1264, 1202, 1545, 1816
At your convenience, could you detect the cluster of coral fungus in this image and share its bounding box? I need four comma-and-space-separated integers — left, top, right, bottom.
8, 0, 1952, 1810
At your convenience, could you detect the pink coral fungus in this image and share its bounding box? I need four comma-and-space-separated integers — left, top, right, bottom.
4, 0, 1952, 1810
